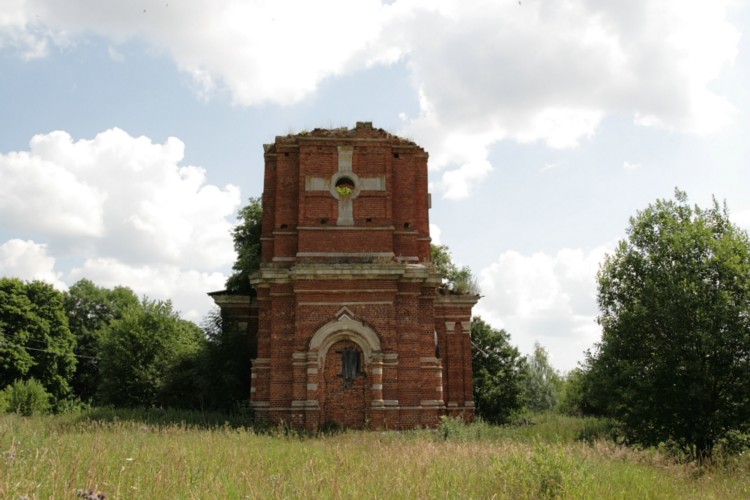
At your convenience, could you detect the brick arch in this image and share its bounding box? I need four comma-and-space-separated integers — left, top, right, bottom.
309, 316, 381, 362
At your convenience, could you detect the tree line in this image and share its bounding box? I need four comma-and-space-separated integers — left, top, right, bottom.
450, 190, 750, 460
0, 272, 562, 421
0, 277, 250, 415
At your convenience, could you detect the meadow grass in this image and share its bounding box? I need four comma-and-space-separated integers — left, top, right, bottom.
2, 410, 750, 499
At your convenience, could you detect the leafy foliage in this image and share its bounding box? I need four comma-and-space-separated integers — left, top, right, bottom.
521, 342, 562, 412
197, 309, 252, 411
431, 244, 479, 294
64, 279, 139, 402
157, 309, 253, 411
0, 278, 77, 402
225, 197, 263, 292
471, 317, 527, 423
557, 367, 590, 416
98, 299, 205, 407
589, 189, 750, 459
335, 185, 354, 196
2, 276, 252, 412
0, 378, 52, 416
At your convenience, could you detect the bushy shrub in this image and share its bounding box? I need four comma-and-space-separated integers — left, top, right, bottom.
54, 396, 92, 415
438, 415, 467, 440
715, 430, 750, 457
1, 378, 52, 416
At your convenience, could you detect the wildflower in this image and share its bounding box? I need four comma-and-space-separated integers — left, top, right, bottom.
76, 488, 107, 499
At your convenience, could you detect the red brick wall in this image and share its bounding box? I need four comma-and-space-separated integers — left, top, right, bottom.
297, 228, 394, 255
321, 339, 368, 428
435, 295, 478, 419
240, 123, 478, 430
262, 123, 432, 266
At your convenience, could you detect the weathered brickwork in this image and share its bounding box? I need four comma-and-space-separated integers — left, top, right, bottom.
212, 122, 478, 430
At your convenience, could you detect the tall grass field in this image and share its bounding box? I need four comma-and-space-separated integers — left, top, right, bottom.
2, 410, 749, 498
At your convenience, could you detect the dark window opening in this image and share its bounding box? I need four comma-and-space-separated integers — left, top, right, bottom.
335, 177, 355, 189
366, 218, 372, 223
341, 347, 361, 389
320, 218, 328, 224
280, 224, 288, 229
393, 152, 400, 159
403, 222, 411, 229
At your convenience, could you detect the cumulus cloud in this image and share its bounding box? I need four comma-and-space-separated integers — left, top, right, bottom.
0, 0, 387, 106
68, 258, 226, 322
0, 128, 240, 268
475, 246, 610, 372
0, 239, 66, 289
1, 1, 739, 199
0, 0, 50, 59
0, 142, 107, 239
0, 128, 241, 320
732, 209, 750, 234
429, 223, 442, 246
388, 0, 739, 198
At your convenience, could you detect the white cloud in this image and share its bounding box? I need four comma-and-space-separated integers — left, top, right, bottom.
107, 46, 123, 62
388, 0, 739, 198
2, 1, 739, 202
0, 143, 107, 238
0, 128, 240, 268
623, 161, 641, 171
0, 0, 50, 59
429, 223, 442, 246
0, 128, 242, 321
439, 159, 492, 200
732, 209, 750, 234
68, 258, 226, 322
475, 246, 610, 372
1, 0, 388, 106
0, 239, 66, 289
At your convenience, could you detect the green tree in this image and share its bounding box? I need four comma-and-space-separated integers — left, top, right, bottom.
192, 309, 252, 411
0, 278, 36, 386
225, 197, 263, 292
64, 279, 139, 402
431, 244, 479, 294
557, 367, 588, 416
521, 342, 562, 412
591, 189, 750, 459
471, 317, 527, 424
98, 298, 205, 407
0, 278, 77, 402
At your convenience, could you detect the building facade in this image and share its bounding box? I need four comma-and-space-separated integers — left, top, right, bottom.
212, 122, 478, 430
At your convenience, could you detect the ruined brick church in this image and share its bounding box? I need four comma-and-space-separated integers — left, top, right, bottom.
211, 122, 478, 430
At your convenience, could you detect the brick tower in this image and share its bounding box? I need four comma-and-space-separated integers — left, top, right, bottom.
212, 122, 478, 430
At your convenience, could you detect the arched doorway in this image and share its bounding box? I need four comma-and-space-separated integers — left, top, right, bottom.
321, 338, 367, 428
309, 313, 381, 429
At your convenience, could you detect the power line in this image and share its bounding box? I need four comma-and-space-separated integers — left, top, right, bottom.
0, 330, 100, 357
0, 340, 100, 361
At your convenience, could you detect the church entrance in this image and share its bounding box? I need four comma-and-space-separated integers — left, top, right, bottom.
322, 339, 367, 428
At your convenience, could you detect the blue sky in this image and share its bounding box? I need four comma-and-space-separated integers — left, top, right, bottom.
1, 0, 749, 371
